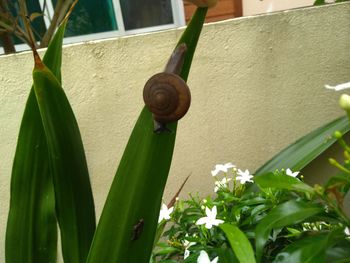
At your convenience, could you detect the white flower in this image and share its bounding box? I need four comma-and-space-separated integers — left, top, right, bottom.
184, 239, 196, 247
214, 177, 232, 192
211, 162, 235, 176
325, 81, 350, 91
196, 206, 224, 229
183, 239, 196, 259
158, 203, 174, 223
286, 168, 300, 177
236, 169, 254, 184
197, 250, 219, 263
345, 227, 350, 236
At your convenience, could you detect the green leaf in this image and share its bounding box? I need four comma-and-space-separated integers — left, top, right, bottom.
274, 234, 329, 263
32, 23, 96, 261
33, 64, 96, 263
153, 246, 179, 256
313, 0, 348, 5
220, 224, 256, 263
255, 116, 350, 175
255, 200, 323, 262
274, 229, 346, 263
177, 8, 208, 81
215, 246, 239, 263
313, 0, 325, 5
326, 240, 350, 263
86, 8, 208, 263
5, 22, 67, 263
254, 172, 314, 194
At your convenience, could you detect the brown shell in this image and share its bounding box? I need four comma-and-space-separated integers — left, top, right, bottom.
143, 72, 191, 123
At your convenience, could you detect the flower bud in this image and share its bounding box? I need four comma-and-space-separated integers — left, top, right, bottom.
339, 94, 350, 111
186, 0, 218, 8
333, 131, 343, 139
328, 158, 337, 165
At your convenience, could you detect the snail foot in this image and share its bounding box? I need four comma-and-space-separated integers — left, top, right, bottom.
153, 120, 172, 134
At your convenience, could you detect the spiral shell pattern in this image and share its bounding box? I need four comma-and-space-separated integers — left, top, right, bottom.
143, 72, 191, 123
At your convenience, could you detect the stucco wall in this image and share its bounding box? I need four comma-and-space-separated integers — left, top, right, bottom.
243, 0, 315, 15
1, 2, 350, 260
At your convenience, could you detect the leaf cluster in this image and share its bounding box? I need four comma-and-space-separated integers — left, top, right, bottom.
152, 167, 350, 262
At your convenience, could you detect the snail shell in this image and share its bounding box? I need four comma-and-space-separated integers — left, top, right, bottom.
143, 72, 191, 123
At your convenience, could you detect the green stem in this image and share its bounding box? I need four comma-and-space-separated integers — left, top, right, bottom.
334, 131, 350, 153
329, 158, 350, 174
40, 0, 64, 47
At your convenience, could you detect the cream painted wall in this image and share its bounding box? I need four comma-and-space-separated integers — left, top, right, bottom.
1, 2, 350, 261
243, 0, 316, 15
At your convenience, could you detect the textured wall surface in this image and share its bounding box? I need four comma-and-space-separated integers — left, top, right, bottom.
1, 2, 350, 261
243, 0, 315, 15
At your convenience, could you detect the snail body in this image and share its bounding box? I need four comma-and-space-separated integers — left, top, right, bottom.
143, 72, 191, 124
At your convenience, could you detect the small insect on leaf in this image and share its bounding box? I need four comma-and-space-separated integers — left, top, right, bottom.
131, 219, 144, 241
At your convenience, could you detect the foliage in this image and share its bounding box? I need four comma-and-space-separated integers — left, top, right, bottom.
5, 0, 350, 262
152, 102, 350, 261
86, 8, 208, 263
255, 116, 350, 176
152, 161, 350, 263
313, 0, 350, 6
5, 2, 210, 263
0, 0, 77, 53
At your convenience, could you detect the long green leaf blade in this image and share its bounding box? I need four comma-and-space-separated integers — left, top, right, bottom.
5, 22, 67, 263
255, 200, 323, 262
255, 116, 350, 175
254, 172, 315, 194
33, 56, 96, 262
220, 224, 256, 263
87, 8, 208, 263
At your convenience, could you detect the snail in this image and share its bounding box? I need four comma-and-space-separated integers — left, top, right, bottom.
143, 72, 191, 125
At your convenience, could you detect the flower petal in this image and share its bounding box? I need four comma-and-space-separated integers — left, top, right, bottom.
211, 256, 219, 263
211, 168, 219, 177
184, 249, 190, 259
212, 219, 224, 226
211, 206, 217, 218
196, 217, 208, 226
197, 250, 210, 263
286, 168, 299, 177
205, 207, 212, 217
205, 221, 213, 229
